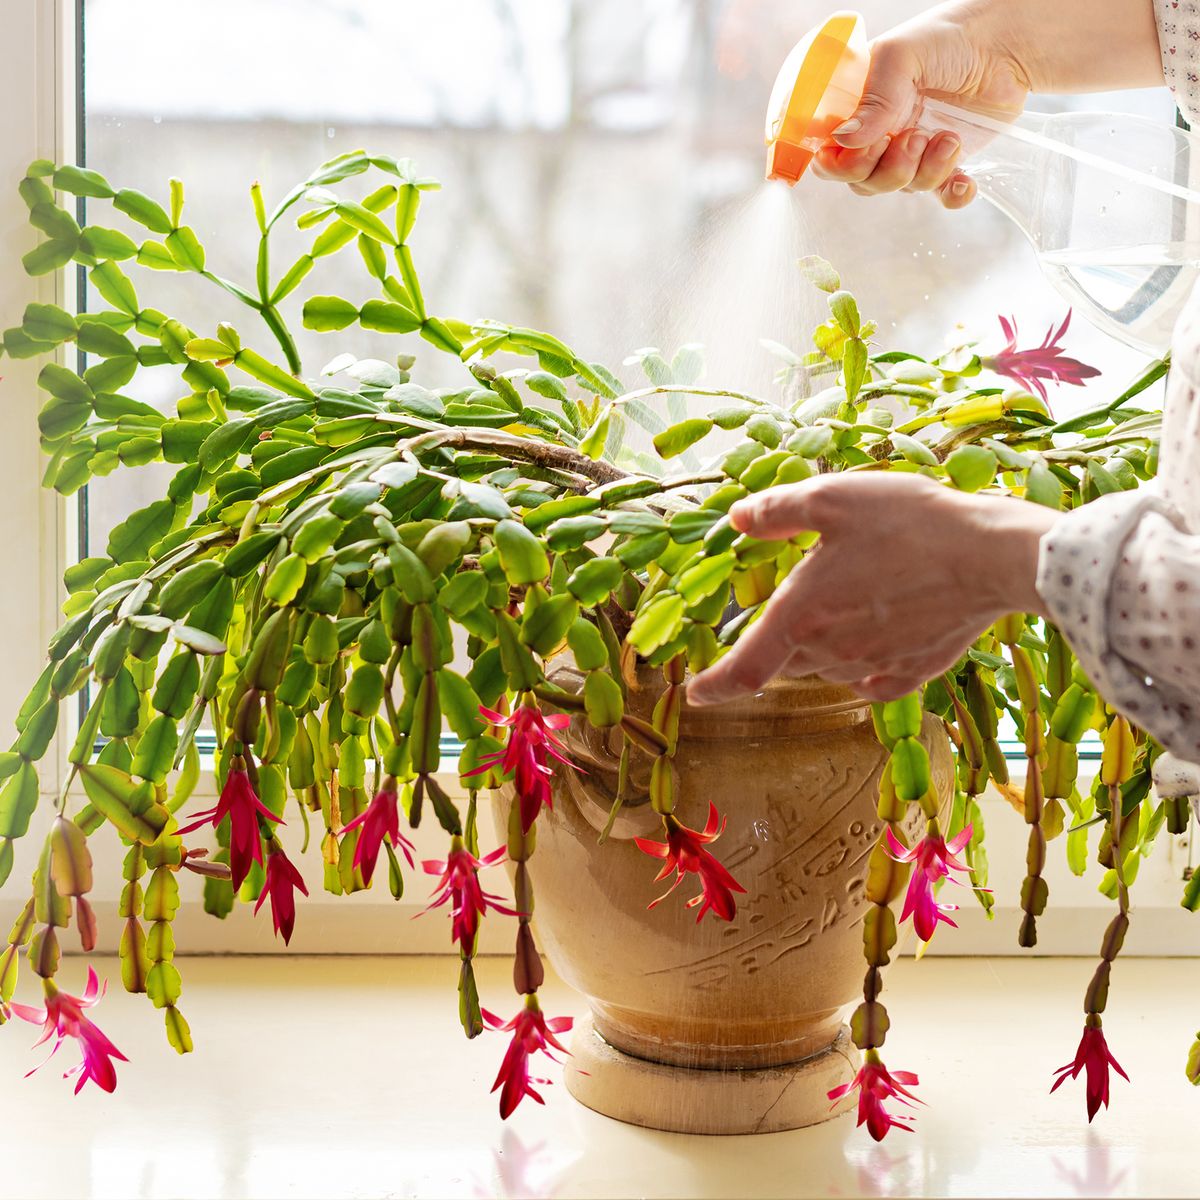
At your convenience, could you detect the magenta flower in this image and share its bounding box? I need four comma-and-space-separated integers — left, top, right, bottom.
253, 846, 309, 945
466, 702, 575, 833
177, 755, 281, 890
983, 311, 1100, 402
7, 967, 127, 1094
885, 822, 982, 943
1051, 1021, 1129, 1121
340, 778, 416, 886
828, 1050, 920, 1141
634, 803, 747, 923
423, 837, 518, 955
483, 998, 573, 1118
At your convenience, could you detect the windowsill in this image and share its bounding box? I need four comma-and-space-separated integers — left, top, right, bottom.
0, 954, 1193, 1199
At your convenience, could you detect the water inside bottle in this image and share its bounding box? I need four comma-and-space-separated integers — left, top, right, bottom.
1037, 243, 1200, 355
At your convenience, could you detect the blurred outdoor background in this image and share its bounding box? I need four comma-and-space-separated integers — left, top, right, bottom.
81, 0, 1175, 551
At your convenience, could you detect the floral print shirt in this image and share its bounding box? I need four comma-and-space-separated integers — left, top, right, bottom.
1035, 0, 1200, 783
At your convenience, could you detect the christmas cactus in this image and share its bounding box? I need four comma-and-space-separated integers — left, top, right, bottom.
0, 150, 1183, 1137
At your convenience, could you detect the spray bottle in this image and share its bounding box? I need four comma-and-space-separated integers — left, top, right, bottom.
766, 11, 1200, 354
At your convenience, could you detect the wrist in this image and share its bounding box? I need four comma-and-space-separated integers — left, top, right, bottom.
979, 0, 1163, 94
960, 0, 1041, 92
963, 493, 1059, 619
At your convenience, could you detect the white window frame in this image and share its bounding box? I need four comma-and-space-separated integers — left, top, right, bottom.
0, 0, 1194, 959
1, 1, 73, 778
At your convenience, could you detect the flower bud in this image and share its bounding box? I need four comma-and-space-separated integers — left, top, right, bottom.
513, 921, 544, 995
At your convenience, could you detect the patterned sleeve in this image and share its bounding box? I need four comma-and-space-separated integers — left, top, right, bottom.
1036, 490, 1200, 764
1155, 0, 1200, 126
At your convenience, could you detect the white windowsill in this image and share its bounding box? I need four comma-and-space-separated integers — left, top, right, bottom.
0, 954, 1194, 1200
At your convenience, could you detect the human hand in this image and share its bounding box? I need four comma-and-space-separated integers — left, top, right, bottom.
812, 1, 1033, 209
686, 473, 1058, 706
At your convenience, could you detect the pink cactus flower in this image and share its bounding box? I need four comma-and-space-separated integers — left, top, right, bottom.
423, 837, 517, 954
340, 778, 416, 886
885, 822, 982, 943
1051, 1021, 1129, 1121
828, 1050, 920, 1141
983, 311, 1100, 402
466, 702, 575, 833
177, 755, 281, 890
254, 847, 309, 945
634, 802, 747, 923
483, 998, 573, 1118
7, 967, 127, 1094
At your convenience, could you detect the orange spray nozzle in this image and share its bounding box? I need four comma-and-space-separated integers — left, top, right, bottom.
765, 10, 869, 184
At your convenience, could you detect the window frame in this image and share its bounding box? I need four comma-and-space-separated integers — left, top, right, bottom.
0, 0, 74, 787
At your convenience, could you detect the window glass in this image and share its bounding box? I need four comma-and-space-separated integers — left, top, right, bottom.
83, 0, 1174, 551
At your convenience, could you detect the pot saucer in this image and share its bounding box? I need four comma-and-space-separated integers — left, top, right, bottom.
565, 1014, 859, 1135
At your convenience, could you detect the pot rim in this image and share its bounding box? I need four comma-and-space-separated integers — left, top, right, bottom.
551, 659, 873, 741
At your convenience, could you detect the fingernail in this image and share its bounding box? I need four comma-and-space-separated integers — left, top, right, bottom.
950, 178, 969, 197
832, 117, 862, 138
935, 134, 961, 158
907, 132, 929, 157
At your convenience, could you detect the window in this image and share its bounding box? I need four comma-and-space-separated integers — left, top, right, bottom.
81, 0, 1173, 552
0, 0, 1188, 953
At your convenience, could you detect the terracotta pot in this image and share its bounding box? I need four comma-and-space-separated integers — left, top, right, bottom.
494, 666, 954, 1135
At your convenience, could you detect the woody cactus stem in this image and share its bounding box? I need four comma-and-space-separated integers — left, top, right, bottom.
998, 616, 1048, 948
851, 694, 933, 1055
1084, 717, 1136, 1027
404, 427, 625, 489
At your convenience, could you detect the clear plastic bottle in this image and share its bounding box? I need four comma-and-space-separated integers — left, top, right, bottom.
766, 11, 1200, 354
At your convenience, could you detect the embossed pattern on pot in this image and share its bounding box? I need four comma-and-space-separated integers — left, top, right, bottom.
495, 668, 954, 1134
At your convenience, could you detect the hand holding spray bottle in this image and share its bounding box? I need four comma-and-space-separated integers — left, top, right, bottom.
765, 11, 1200, 354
